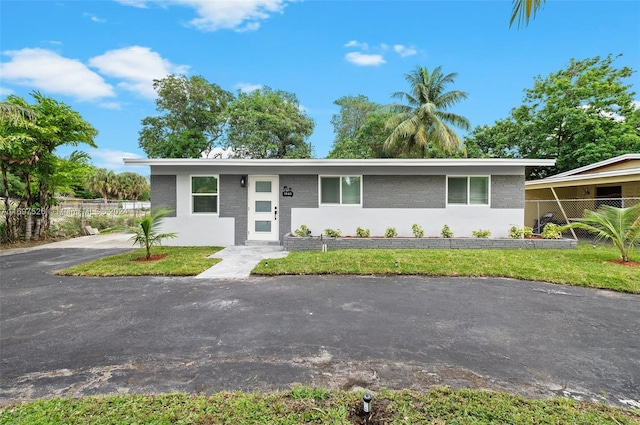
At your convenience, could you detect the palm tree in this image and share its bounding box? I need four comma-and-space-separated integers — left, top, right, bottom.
510, 0, 546, 28
384, 66, 470, 158
562, 204, 640, 262
85, 168, 116, 204
129, 206, 177, 260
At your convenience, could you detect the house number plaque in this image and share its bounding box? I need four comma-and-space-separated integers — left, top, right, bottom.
282, 186, 294, 197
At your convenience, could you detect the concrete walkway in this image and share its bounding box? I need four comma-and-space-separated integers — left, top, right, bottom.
196, 245, 289, 279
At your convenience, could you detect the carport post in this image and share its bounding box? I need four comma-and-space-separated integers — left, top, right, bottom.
550, 187, 578, 240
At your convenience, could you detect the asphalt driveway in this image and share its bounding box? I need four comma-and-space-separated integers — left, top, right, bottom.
1, 247, 639, 408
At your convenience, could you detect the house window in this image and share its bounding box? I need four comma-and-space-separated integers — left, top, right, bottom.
320, 176, 361, 205
447, 176, 489, 205
192, 176, 218, 213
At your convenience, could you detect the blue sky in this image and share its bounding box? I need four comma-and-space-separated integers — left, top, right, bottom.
1, 0, 639, 175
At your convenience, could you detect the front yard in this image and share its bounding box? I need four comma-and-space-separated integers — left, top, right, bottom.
55, 246, 222, 276
253, 244, 640, 294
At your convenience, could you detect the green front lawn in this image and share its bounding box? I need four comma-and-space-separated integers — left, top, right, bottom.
1, 388, 638, 424
253, 244, 640, 293
55, 246, 222, 277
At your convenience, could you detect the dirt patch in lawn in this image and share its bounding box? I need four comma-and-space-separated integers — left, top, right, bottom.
133, 254, 168, 262
607, 259, 640, 267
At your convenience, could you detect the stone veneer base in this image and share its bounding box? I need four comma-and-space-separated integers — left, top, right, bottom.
283, 234, 577, 251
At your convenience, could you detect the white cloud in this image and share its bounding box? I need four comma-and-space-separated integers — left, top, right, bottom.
99, 101, 122, 110
116, 0, 292, 32
0, 48, 115, 101
344, 40, 368, 49
345, 52, 386, 67
234, 82, 262, 93
84, 13, 106, 23
633, 100, 640, 110
113, 0, 148, 7
393, 44, 417, 58
89, 148, 143, 172
89, 46, 189, 99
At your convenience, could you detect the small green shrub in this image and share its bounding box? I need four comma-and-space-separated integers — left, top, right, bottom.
324, 228, 341, 238
49, 217, 83, 237
294, 224, 311, 237
411, 223, 424, 238
355, 227, 370, 238
385, 227, 397, 238
509, 225, 524, 239
472, 229, 492, 238
441, 224, 454, 238
541, 223, 563, 239
509, 225, 535, 239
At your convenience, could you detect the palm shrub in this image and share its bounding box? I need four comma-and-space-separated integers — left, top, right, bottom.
561, 204, 640, 262
129, 206, 177, 260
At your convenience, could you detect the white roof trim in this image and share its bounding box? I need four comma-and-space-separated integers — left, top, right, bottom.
544, 154, 640, 180
526, 167, 640, 187
123, 158, 556, 167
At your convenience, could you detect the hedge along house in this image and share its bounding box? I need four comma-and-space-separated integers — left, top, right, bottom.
124, 158, 555, 247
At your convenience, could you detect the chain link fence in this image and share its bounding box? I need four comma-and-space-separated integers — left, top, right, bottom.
51, 199, 150, 221
525, 197, 640, 240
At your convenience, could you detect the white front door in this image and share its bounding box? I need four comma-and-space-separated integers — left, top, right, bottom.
247, 175, 279, 241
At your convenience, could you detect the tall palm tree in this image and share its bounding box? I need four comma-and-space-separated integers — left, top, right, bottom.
384, 66, 470, 158
510, 0, 546, 28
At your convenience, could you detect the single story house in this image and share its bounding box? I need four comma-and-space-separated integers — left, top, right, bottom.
525, 154, 640, 230
124, 158, 555, 246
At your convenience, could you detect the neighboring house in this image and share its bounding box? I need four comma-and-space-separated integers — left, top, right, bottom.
525, 154, 640, 229
124, 158, 555, 246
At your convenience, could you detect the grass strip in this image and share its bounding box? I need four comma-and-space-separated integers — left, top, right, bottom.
55, 246, 222, 277
0, 388, 638, 425
253, 244, 640, 293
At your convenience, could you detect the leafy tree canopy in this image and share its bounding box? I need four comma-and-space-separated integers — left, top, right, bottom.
225, 87, 314, 158
464, 55, 640, 179
1, 92, 97, 241
139, 74, 233, 158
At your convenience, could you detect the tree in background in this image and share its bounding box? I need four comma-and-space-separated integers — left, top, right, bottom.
115, 172, 150, 201
85, 168, 116, 203
464, 55, 640, 179
1, 92, 97, 241
139, 75, 233, 158
384, 66, 470, 158
327, 95, 392, 159
85, 169, 149, 202
330, 95, 379, 144
226, 87, 314, 158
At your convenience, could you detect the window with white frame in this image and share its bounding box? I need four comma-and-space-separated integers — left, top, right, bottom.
447, 176, 489, 205
192, 176, 218, 213
320, 176, 361, 205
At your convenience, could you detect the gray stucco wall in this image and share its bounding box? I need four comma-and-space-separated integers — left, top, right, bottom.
279, 175, 319, 242
363, 175, 446, 208
491, 175, 525, 209
150, 175, 177, 217
219, 175, 247, 245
